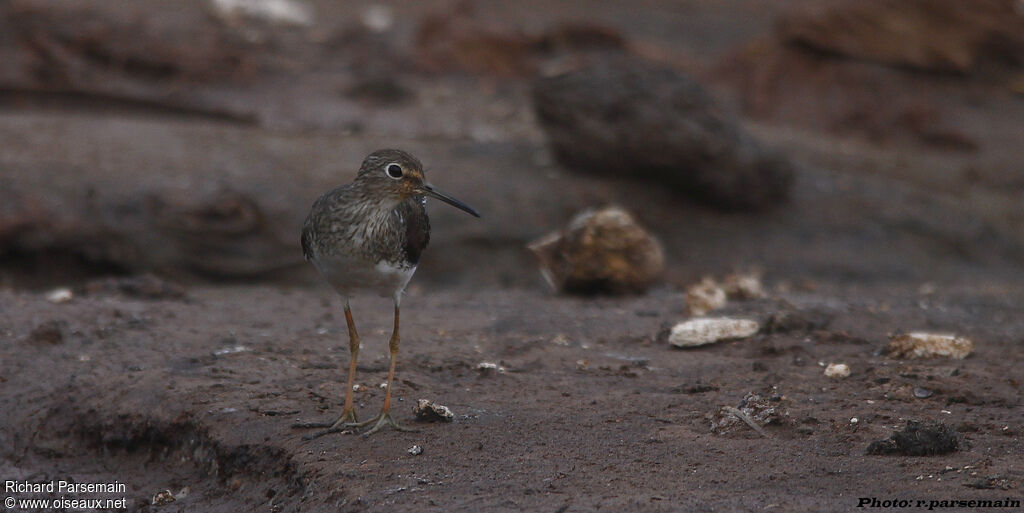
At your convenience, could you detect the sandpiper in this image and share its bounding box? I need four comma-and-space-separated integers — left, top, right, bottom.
293, 149, 479, 438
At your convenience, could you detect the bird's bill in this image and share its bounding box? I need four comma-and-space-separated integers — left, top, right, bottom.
421, 183, 481, 218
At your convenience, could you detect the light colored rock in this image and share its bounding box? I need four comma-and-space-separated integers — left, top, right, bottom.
824, 363, 850, 378
668, 317, 760, 347
887, 332, 974, 359
528, 206, 664, 295
413, 399, 454, 423
45, 288, 73, 303
686, 277, 727, 316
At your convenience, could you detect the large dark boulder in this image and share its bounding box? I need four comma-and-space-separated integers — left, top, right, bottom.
532, 56, 794, 210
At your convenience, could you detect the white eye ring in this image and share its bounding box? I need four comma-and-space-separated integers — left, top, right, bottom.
385, 163, 403, 179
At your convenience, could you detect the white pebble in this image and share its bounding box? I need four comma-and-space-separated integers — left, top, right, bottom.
668, 318, 759, 347
824, 363, 851, 378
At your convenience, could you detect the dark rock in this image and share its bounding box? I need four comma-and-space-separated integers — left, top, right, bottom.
25, 319, 66, 345
866, 420, 960, 456
532, 56, 794, 210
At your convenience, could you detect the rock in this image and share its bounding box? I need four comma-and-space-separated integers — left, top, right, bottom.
532, 56, 794, 210
778, 0, 1024, 75
824, 363, 850, 379
407, 445, 423, 456
887, 332, 974, 360
866, 421, 960, 456
45, 287, 73, 303
668, 317, 759, 348
711, 0, 1022, 151
528, 206, 664, 295
25, 320, 66, 345
685, 277, 727, 316
415, 3, 625, 78
413, 399, 454, 423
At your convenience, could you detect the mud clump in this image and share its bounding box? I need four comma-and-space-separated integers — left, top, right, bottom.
528, 206, 664, 295
867, 421, 961, 456
532, 56, 794, 210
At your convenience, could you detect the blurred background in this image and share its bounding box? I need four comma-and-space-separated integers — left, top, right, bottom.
2, 0, 1023, 293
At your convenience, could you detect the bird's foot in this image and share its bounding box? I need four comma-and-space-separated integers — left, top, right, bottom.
292, 408, 360, 440
360, 411, 419, 437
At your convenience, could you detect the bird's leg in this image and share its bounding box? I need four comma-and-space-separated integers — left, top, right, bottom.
293, 301, 362, 439
361, 300, 418, 436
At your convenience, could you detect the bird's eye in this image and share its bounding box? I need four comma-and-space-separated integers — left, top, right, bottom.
386, 163, 403, 179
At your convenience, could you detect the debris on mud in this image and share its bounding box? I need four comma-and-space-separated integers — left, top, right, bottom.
867, 421, 961, 456
413, 399, 454, 423
528, 206, 664, 295
532, 55, 794, 209
668, 317, 759, 348
824, 363, 850, 379
712, 392, 787, 436
887, 332, 974, 360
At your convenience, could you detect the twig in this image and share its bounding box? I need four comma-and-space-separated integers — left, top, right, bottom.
722, 406, 770, 438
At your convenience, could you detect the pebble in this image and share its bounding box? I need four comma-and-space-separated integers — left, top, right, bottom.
668, 318, 759, 347
824, 363, 851, 378
887, 332, 974, 359
408, 445, 423, 456
45, 288, 73, 303
413, 399, 454, 423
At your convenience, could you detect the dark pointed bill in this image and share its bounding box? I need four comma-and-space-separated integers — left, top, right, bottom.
421, 183, 480, 217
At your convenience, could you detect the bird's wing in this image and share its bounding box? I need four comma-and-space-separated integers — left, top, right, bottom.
398, 196, 430, 265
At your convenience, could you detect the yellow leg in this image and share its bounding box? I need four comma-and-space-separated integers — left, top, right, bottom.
293, 301, 362, 439
361, 301, 418, 436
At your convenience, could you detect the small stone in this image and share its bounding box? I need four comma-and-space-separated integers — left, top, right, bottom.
528, 206, 664, 295
24, 320, 66, 345
152, 490, 175, 506
685, 277, 727, 316
887, 332, 974, 359
476, 362, 505, 374
668, 318, 759, 348
408, 445, 423, 456
45, 288, 73, 303
413, 399, 454, 423
913, 387, 933, 399
824, 363, 850, 379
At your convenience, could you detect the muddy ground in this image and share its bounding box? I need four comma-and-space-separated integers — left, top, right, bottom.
1, 0, 1023, 512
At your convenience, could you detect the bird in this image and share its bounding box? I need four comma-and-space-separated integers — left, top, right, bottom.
293, 149, 479, 439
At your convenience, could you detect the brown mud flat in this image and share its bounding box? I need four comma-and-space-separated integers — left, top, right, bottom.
1, 285, 1022, 512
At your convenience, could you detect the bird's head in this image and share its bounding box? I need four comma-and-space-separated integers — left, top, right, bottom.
355, 149, 480, 217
